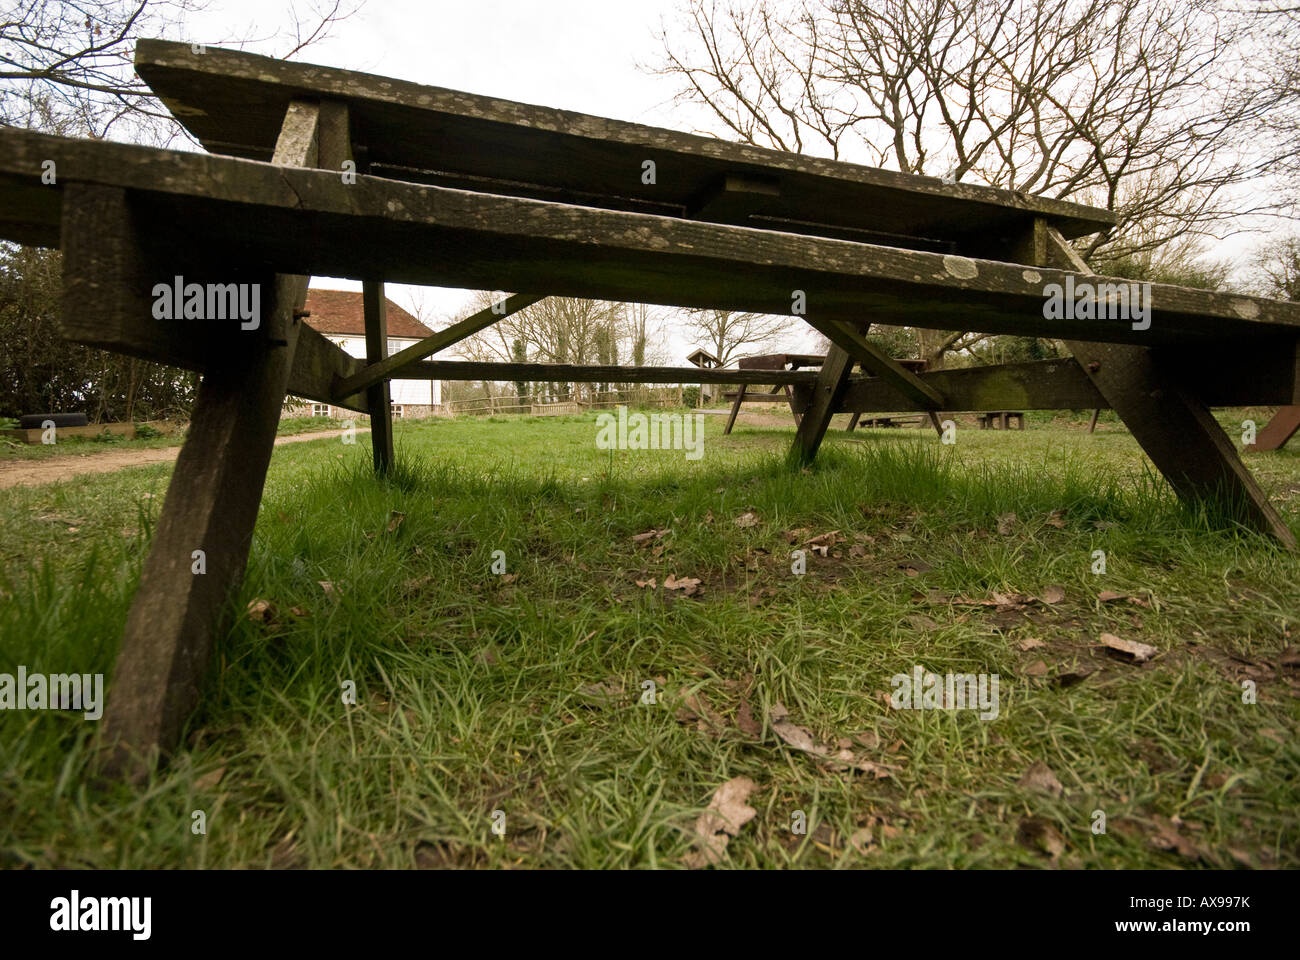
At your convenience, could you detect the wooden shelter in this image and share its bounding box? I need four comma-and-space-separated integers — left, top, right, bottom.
2, 40, 1299, 777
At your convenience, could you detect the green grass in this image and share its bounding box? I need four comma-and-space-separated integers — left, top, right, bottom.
1, 410, 1298, 868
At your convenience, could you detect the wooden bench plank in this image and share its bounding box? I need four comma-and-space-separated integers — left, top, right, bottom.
3, 129, 1296, 351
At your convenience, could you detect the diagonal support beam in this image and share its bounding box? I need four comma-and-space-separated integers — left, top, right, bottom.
1043, 223, 1295, 549
1246, 406, 1300, 452
333, 292, 544, 399
790, 344, 855, 464
803, 316, 944, 409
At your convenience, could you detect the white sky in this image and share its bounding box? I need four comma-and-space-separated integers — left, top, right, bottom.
183, 0, 806, 359
174, 0, 1286, 359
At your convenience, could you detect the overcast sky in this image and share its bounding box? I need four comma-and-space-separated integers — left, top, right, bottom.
177, 0, 1282, 359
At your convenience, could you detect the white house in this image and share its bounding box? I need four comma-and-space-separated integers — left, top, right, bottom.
290, 288, 442, 419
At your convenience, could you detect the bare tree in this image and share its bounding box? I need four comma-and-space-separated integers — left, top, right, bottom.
680, 307, 789, 366
656, 0, 1276, 365
1, 0, 361, 139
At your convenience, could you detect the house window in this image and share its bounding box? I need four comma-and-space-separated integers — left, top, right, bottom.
311, 403, 330, 417
391, 404, 404, 419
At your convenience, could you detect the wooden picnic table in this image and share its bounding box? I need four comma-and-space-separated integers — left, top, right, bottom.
4, 39, 1298, 777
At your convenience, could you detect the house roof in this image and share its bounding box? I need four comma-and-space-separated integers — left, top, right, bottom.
686, 348, 720, 366
303, 288, 433, 339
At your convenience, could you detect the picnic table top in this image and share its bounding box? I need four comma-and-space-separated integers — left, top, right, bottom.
134, 40, 1114, 253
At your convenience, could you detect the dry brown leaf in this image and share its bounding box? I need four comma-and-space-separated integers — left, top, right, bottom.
769, 703, 894, 778
1018, 761, 1064, 797
849, 827, 875, 855
1044, 511, 1067, 529
1040, 585, 1066, 604
194, 765, 226, 790
1017, 816, 1066, 859
1019, 637, 1046, 651
735, 699, 762, 738
631, 528, 668, 543
1100, 633, 1158, 663
318, 580, 337, 598
1097, 590, 1125, 603
734, 511, 760, 528
245, 599, 275, 623
996, 512, 1018, 536
634, 577, 657, 589
664, 575, 702, 595
1024, 659, 1050, 677
805, 530, 841, 547
686, 776, 757, 867
386, 510, 406, 533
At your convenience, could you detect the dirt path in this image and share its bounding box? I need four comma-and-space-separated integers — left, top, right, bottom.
0, 428, 368, 490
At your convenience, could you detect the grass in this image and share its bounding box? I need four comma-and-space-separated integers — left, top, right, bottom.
1, 410, 1298, 868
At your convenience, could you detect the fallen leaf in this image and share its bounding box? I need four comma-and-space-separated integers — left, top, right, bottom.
734, 511, 760, 528
1045, 511, 1067, 529
769, 703, 894, 778
1100, 633, 1158, 663
1019, 637, 1046, 651
634, 577, 657, 589
996, 512, 1018, 535
1018, 761, 1064, 797
631, 528, 668, 543
246, 599, 275, 623
804, 530, 841, 547
849, 543, 870, 558
735, 699, 762, 738
686, 777, 757, 867
500, 573, 518, 584
386, 510, 406, 533
1017, 816, 1066, 859
1024, 659, 1049, 677
1097, 590, 1125, 603
1040, 585, 1066, 604
664, 575, 702, 596
194, 765, 226, 790
318, 580, 337, 598
849, 827, 875, 855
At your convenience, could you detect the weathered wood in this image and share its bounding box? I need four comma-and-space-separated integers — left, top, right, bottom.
804, 318, 945, 408
362, 280, 394, 473
845, 411, 861, 432
817, 358, 1109, 413
1043, 224, 1296, 549
1247, 406, 1300, 452
99, 100, 339, 780
791, 345, 855, 464
288, 325, 369, 413
134, 39, 1115, 251
397, 359, 824, 386
4, 130, 1293, 350
335, 293, 544, 398
1087, 408, 1101, 434
723, 383, 747, 435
